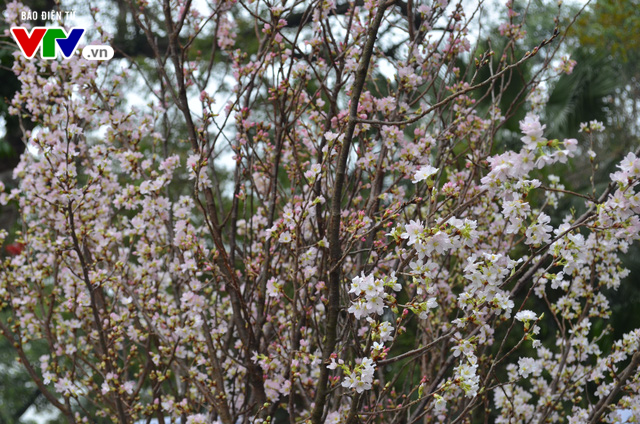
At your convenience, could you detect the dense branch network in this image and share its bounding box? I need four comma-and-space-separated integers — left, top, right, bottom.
0, 0, 639, 423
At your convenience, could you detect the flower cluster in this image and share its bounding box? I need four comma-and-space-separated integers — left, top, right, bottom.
338, 357, 377, 393
347, 273, 400, 319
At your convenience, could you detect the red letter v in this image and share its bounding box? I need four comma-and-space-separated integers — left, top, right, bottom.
11, 27, 47, 59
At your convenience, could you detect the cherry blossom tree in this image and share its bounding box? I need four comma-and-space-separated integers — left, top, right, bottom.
1, 0, 639, 423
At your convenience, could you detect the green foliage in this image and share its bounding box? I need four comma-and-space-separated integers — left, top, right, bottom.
0, 336, 63, 423
544, 49, 619, 139
572, 0, 640, 65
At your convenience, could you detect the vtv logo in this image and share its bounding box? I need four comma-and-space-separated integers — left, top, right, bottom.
10, 27, 114, 60
11, 27, 85, 59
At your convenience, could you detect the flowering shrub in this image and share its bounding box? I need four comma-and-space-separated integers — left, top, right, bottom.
1, 0, 639, 423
